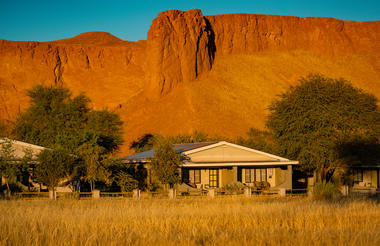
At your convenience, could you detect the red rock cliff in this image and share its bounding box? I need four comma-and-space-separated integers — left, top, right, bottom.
207, 13, 380, 56
0, 10, 379, 154
146, 9, 215, 94
145, 10, 379, 93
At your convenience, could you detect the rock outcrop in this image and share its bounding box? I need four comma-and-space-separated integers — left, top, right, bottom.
146, 10, 379, 94
146, 9, 215, 94
0, 10, 379, 154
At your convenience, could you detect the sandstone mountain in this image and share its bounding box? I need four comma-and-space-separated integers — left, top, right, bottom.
1, 9, 379, 154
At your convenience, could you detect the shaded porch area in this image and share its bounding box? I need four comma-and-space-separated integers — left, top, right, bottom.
180, 164, 293, 190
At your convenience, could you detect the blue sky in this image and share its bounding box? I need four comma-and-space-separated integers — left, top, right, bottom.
1, 0, 379, 42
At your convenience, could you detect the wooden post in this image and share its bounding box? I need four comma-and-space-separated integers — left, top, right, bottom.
232, 166, 238, 183
287, 165, 293, 189
208, 189, 215, 198
279, 188, 286, 197
92, 189, 100, 199
49, 190, 56, 200
133, 189, 140, 199
341, 185, 349, 196
308, 186, 314, 198
244, 187, 251, 197
147, 167, 151, 187
168, 188, 176, 199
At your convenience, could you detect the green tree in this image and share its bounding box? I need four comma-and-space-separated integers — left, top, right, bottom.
85, 110, 123, 153
0, 139, 17, 194
130, 130, 224, 153
267, 74, 380, 182
77, 137, 111, 191
0, 139, 31, 196
130, 133, 155, 153
13, 85, 123, 154
150, 137, 181, 189
237, 128, 278, 154
13, 86, 89, 153
114, 172, 138, 192
36, 149, 77, 199
168, 130, 210, 144
13, 85, 123, 190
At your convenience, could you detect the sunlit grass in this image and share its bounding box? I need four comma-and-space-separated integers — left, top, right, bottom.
1, 197, 379, 245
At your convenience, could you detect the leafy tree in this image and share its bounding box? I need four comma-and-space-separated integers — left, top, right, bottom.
36, 149, 77, 198
130, 133, 155, 153
85, 110, 123, 153
114, 172, 138, 192
77, 137, 111, 191
168, 130, 210, 144
130, 130, 224, 153
13, 85, 123, 189
13, 86, 90, 153
0, 139, 17, 193
267, 74, 380, 182
150, 137, 181, 189
13, 85, 123, 154
237, 128, 278, 154
0, 139, 31, 195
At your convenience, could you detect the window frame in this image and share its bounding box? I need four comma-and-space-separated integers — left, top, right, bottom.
194, 169, 201, 184
245, 168, 252, 183
209, 169, 219, 188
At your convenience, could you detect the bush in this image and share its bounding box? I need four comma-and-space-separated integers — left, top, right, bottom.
222, 182, 246, 192
313, 182, 341, 200
114, 172, 138, 192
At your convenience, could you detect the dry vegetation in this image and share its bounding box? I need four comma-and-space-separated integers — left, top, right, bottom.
1, 197, 379, 246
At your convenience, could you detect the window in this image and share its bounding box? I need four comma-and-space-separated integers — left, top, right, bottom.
255, 168, 262, 182
261, 169, 267, 181
184, 169, 201, 184
209, 169, 219, 188
353, 169, 363, 183
182, 169, 189, 183
245, 168, 252, 183
268, 168, 273, 178
194, 169, 201, 184
244, 168, 267, 183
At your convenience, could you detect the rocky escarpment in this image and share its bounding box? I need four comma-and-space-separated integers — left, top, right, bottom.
207, 14, 380, 56
146, 9, 215, 94
0, 10, 379, 153
145, 10, 379, 93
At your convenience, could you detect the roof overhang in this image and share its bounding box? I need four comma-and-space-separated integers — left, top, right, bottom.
181, 161, 299, 168
122, 159, 150, 164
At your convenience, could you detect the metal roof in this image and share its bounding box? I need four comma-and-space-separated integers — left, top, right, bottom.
121, 142, 217, 162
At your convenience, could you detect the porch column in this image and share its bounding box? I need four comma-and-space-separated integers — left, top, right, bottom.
233, 166, 238, 183
146, 166, 151, 186
286, 164, 293, 189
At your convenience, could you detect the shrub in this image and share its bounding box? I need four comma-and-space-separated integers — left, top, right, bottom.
313, 182, 341, 200
222, 182, 246, 192
114, 172, 138, 192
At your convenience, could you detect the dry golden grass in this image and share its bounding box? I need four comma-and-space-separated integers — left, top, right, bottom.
0, 197, 379, 246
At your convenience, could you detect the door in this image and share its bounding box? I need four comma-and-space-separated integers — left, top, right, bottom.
209, 169, 219, 188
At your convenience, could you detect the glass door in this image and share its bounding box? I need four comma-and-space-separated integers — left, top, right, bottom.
209, 169, 219, 188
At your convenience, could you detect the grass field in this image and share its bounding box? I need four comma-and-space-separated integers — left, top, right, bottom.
0, 197, 379, 246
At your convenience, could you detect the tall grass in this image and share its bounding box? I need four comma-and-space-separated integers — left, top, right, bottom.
0, 198, 379, 245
